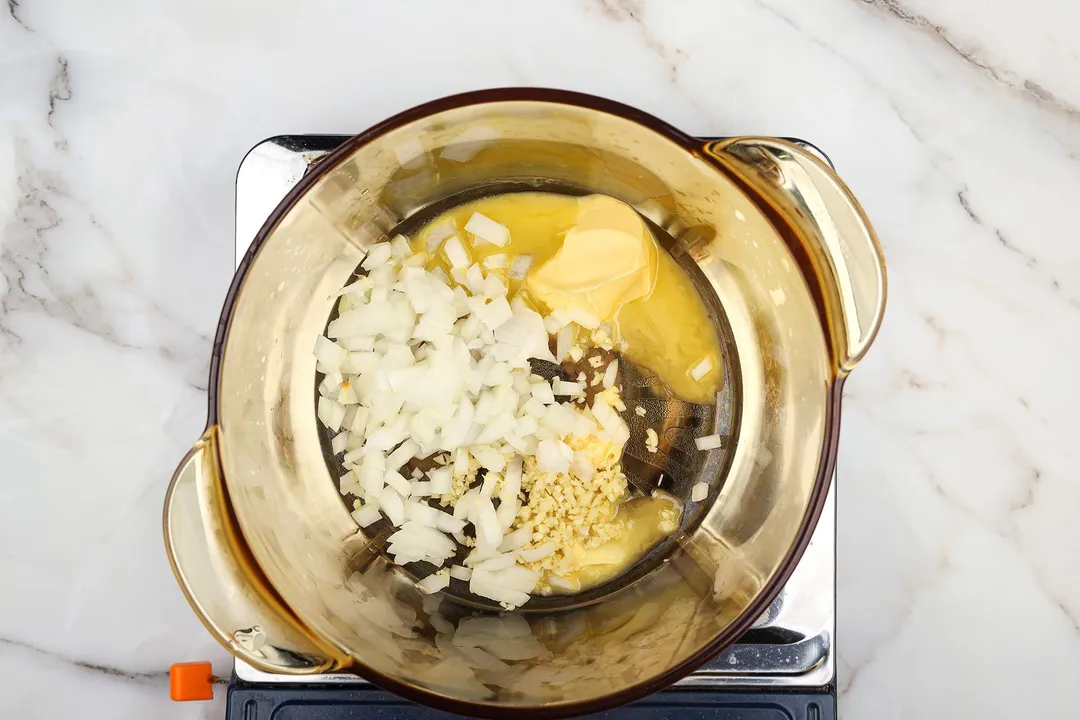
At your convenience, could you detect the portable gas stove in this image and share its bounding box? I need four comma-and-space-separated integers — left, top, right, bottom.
224, 135, 838, 720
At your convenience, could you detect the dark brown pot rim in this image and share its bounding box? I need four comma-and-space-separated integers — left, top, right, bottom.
205, 88, 840, 719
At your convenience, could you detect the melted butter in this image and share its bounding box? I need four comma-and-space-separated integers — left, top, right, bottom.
414, 192, 722, 403
527, 195, 658, 321
564, 493, 682, 592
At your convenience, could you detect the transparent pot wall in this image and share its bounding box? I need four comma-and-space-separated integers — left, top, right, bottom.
216, 101, 833, 709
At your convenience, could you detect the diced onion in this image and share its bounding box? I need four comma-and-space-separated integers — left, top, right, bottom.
317, 397, 346, 431
417, 572, 450, 594
690, 356, 714, 381
428, 467, 452, 495
386, 439, 419, 470
474, 498, 503, 551
552, 379, 584, 397
384, 470, 411, 497
425, 219, 455, 253
691, 482, 709, 502
443, 235, 471, 268
498, 526, 532, 553
603, 360, 618, 389
465, 212, 510, 247
314, 336, 347, 373
378, 487, 405, 526
360, 243, 392, 271
351, 505, 381, 528
518, 544, 555, 562
474, 553, 517, 572
404, 500, 439, 526
536, 439, 570, 474
508, 254, 534, 279
554, 325, 574, 363
694, 434, 723, 451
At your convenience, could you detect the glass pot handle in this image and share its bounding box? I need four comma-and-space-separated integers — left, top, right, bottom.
701, 138, 887, 373
163, 427, 343, 674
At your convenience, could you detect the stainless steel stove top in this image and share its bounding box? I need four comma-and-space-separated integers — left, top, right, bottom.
231, 135, 836, 690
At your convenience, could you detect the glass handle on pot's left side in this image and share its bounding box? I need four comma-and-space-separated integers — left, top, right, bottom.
701, 137, 887, 373
163, 427, 342, 675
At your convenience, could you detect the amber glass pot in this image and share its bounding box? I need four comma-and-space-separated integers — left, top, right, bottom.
164, 89, 885, 717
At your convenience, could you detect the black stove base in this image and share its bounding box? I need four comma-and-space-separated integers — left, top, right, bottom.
226, 676, 835, 720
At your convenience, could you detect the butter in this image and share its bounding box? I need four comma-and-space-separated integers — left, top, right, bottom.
526, 195, 658, 322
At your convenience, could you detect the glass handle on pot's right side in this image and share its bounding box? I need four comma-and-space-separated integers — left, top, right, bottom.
702, 138, 887, 373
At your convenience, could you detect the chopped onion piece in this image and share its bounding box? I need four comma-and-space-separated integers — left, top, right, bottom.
417, 572, 450, 594
403, 500, 439, 526
479, 471, 498, 499
592, 396, 629, 444
536, 439, 570, 474
425, 219, 455, 253
555, 325, 574, 363
645, 428, 659, 453
378, 487, 406, 526
552, 379, 584, 397
508, 254, 534, 279
435, 512, 466, 535
465, 213, 510, 247
694, 434, 724, 451
530, 381, 556, 405
474, 498, 503, 551
472, 445, 506, 472
494, 563, 540, 594
465, 263, 486, 294
386, 439, 419, 470
443, 235, 471, 269
453, 449, 470, 476
428, 467, 452, 495
481, 274, 506, 298
603, 360, 619, 389
314, 336, 347, 373
498, 526, 532, 553
317, 397, 346, 431
476, 296, 513, 330
449, 565, 472, 581
482, 253, 508, 269
453, 488, 481, 521
389, 234, 411, 259
496, 458, 522, 530
382, 470, 410, 498
351, 505, 381, 528
361, 243, 392, 271
474, 553, 517, 572
359, 453, 386, 497
691, 482, 709, 502
690, 356, 714, 381
518, 544, 555, 563
546, 574, 580, 593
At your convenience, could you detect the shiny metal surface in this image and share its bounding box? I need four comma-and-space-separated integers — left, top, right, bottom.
230, 134, 837, 690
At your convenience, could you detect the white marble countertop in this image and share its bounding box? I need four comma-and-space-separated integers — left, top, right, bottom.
2, 0, 1078, 718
